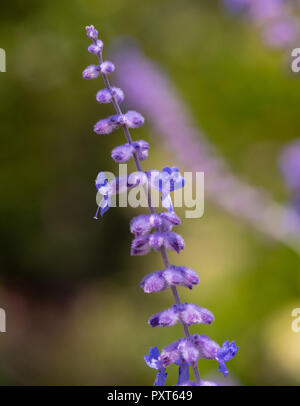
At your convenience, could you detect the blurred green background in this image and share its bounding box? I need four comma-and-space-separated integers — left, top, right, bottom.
0, 0, 300, 385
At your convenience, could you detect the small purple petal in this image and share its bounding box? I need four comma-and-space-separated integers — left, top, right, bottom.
144, 347, 161, 369
217, 340, 239, 376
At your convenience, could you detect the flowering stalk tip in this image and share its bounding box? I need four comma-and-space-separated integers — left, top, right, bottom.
83, 24, 238, 386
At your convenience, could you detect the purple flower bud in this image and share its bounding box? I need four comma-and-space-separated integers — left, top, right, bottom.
100, 61, 115, 74
140, 271, 167, 293
96, 87, 124, 104
130, 215, 152, 236
192, 334, 220, 360
164, 232, 185, 253
148, 306, 179, 327
111, 143, 133, 163
131, 235, 150, 256
82, 64, 100, 79
88, 40, 103, 54
94, 117, 117, 135
123, 111, 145, 128
180, 304, 214, 326
85, 25, 98, 40
96, 89, 113, 104
177, 339, 199, 365
159, 340, 181, 367
111, 87, 125, 103
149, 232, 165, 251
132, 140, 149, 161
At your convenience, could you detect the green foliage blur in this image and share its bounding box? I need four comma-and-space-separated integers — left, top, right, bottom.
0, 0, 300, 385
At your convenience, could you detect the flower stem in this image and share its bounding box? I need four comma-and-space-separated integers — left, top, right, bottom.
95, 44, 201, 384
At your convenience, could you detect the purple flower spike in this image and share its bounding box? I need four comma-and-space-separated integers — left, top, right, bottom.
178, 339, 199, 365
82, 64, 100, 79
84, 25, 238, 385
180, 304, 214, 326
144, 347, 167, 386
164, 232, 185, 253
85, 25, 98, 40
100, 61, 115, 74
131, 234, 150, 256
148, 306, 179, 328
124, 111, 145, 128
217, 341, 239, 377
140, 271, 167, 293
88, 40, 103, 55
